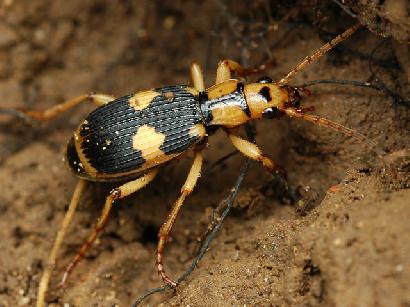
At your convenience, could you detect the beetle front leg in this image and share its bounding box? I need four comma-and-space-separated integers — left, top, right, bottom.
215, 59, 273, 84
20, 93, 116, 121
156, 150, 204, 287
227, 131, 287, 179
215, 60, 245, 84
60, 169, 159, 287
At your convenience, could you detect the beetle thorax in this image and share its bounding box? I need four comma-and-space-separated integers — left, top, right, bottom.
200, 80, 289, 128
200, 80, 250, 128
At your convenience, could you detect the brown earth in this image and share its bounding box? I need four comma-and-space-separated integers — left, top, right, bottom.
0, 1, 409, 306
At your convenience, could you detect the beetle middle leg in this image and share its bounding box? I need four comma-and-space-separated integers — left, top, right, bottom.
227, 131, 287, 178
156, 150, 204, 287
60, 169, 159, 286
21, 93, 115, 121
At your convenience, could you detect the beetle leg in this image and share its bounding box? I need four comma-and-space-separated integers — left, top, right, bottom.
216, 60, 243, 84
21, 93, 116, 121
36, 179, 87, 307
215, 59, 274, 84
156, 150, 204, 287
227, 131, 287, 179
60, 169, 159, 287
190, 62, 206, 92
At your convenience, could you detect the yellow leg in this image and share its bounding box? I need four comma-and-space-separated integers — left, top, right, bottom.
227, 132, 286, 178
190, 62, 206, 92
215, 59, 244, 84
60, 169, 159, 286
36, 179, 87, 307
156, 151, 204, 287
215, 59, 274, 85
22, 93, 115, 121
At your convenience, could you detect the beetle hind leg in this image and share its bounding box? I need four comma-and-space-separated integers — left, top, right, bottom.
156, 150, 204, 287
60, 169, 159, 287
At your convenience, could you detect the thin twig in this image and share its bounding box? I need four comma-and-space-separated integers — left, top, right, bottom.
330, 0, 358, 18
205, 150, 239, 172
132, 159, 251, 307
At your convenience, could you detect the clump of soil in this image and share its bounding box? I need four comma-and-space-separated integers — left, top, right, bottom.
344, 0, 410, 42
0, 1, 408, 306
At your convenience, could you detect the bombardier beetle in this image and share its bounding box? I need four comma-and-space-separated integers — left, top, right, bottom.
9, 23, 386, 307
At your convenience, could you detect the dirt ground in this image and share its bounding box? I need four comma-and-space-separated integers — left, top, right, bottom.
0, 1, 409, 306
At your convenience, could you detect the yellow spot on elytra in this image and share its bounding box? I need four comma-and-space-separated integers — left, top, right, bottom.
132, 125, 166, 161
163, 91, 175, 102
129, 90, 160, 111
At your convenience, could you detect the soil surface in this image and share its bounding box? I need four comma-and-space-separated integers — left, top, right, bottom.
0, 1, 409, 306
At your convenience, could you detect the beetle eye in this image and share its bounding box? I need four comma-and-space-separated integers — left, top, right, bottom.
289, 88, 301, 108
257, 76, 273, 84
262, 107, 284, 119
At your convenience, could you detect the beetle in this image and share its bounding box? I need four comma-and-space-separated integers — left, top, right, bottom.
12, 23, 387, 306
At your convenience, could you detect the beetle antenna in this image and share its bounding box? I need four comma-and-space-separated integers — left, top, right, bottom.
279, 23, 363, 85
282, 108, 389, 167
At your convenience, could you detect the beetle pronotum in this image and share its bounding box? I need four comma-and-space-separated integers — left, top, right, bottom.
10, 23, 388, 306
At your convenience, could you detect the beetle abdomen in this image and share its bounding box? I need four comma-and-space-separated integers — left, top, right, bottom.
67, 85, 206, 181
